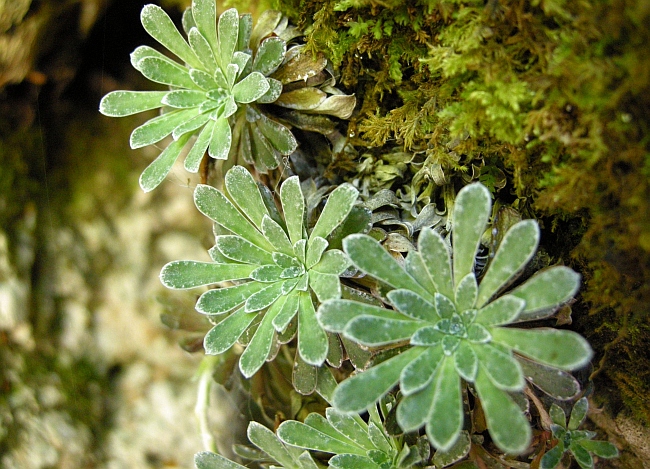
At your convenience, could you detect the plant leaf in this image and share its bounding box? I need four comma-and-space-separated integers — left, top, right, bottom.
511, 266, 581, 321
262, 215, 294, 256
397, 379, 436, 432
195, 451, 245, 469
245, 281, 285, 312
474, 367, 531, 454
208, 116, 232, 160
136, 56, 196, 88
160, 260, 255, 289
425, 356, 463, 451
163, 89, 206, 108
277, 421, 364, 456
344, 316, 423, 347
232, 71, 270, 103
309, 271, 340, 303
477, 220, 539, 307
131, 108, 197, 148
297, 292, 328, 365
570, 441, 594, 469
225, 166, 270, 229
100, 90, 167, 116
568, 397, 589, 430
256, 112, 298, 154
197, 281, 267, 314
183, 118, 214, 172
253, 37, 286, 75
281, 176, 305, 245
419, 228, 454, 299
311, 184, 359, 241
550, 404, 567, 428
203, 307, 257, 354
540, 443, 565, 469
317, 299, 405, 333
140, 4, 201, 69
246, 422, 296, 468
190, 68, 220, 90
191, 0, 218, 53
326, 408, 374, 449
139, 132, 191, 191
454, 341, 478, 382
306, 236, 328, 269
473, 343, 524, 390
452, 183, 491, 289
332, 347, 421, 413
400, 346, 443, 395
387, 289, 440, 323
194, 184, 272, 251
579, 440, 619, 459
329, 454, 381, 469
312, 250, 349, 275
216, 235, 274, 264
475, 295, 526, 326
518, 355, 580, 400
344, 234, 431, 299
239, 301, 281, 377
455, 273, 478, 311
218, 8, 239, 67
490, 327, 593, 370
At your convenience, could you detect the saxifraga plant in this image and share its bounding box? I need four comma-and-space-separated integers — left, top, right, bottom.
99, 0, 355, 192
160, 165, 361, 382
541, 397, 619, 469
100, 0, 294, 191
318, 182, 594, 454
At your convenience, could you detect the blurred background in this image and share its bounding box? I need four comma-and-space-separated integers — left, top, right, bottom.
0, 1, 243, 467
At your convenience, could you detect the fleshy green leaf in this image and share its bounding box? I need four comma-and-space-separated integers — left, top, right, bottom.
245, 281, 285, 312
400, 346, 443, 395
477, 220, 539, 307
136, 56, 197, 88
191, 0, 218, 53
397, 378, 436, 431
332, 347, 421, 412
570, 441, 594, 469
197, 281, 266, 314
540, 443, 565, 469
568, 397, 588, 430
475, 295, 526, 326
490, 327, 593, 370
311, 184, 359, 241
225, 166, 270, 229
452, 183, 491, 288
130, 108, 198, 149
474, 367, 531, 454
306, 236, 328, 269
262, 215, 294, 256
344, 234, 431, 299
139, 132, 191, 192
326, 409, 374, 449
426, 357, 463, 451
194, 184, 272, 251
578, 440, 619, 459
419, 228, 454, 299
188, 27, 217, 74
256, 112, 298, 154
203, 307, 257, 354
329, 454, 381, 469
99, 90, 167, 117
511, 266, 581, 321
208, 116, 232, 160
232, 71, 270, 103
190, 68, 220, 90
308, 270, 340, 303
140, 4, 201, 69
277, 421, 364, 456
518, 356, 580, 399
297, 292, 328, 365
312, 250, 349, 275
253, 37, 286, 75
472, 343, 524, 390
160, 260, 255, 289
172, 112, 211, 140
344, 316, 423, 346
163, 89, 206, 108
195, 451, 245, 469
549, 404, 567, 428
218, 8, 239, 67
454, 341, 478, 382
216, 235, 274, 264
183, 119, 214, 172
387, 289, 440, 323
280, 176, 305, 245
246, 422, 296, 468
239, 301, 281, 377
317, 299, 405, 333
